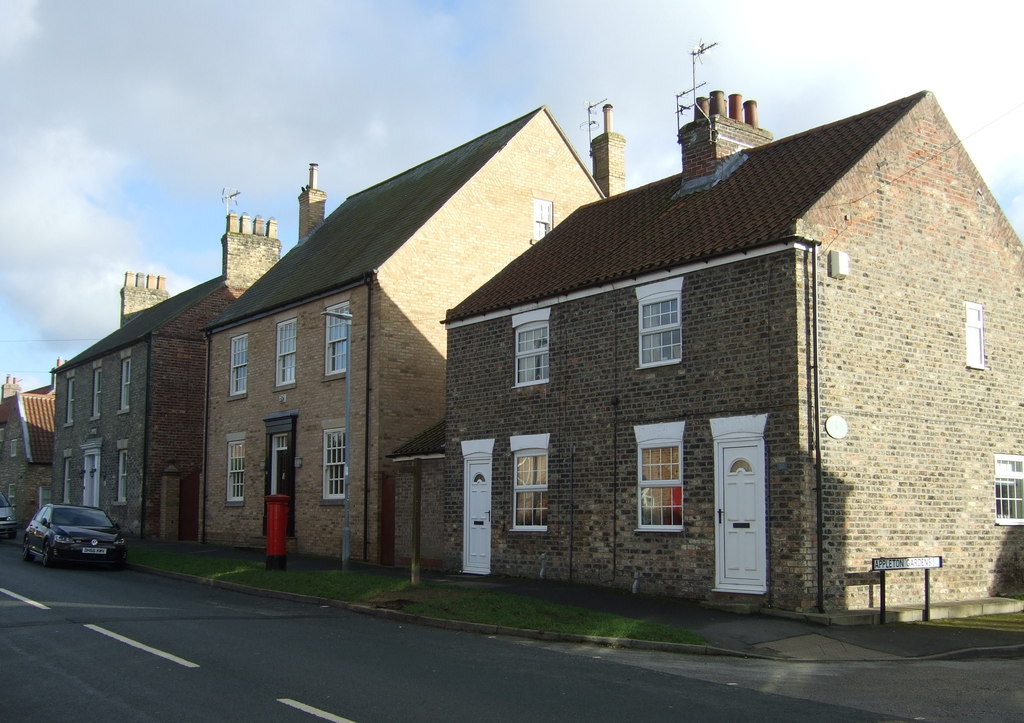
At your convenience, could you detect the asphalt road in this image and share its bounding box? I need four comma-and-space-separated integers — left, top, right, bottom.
3, 538, 1016, 721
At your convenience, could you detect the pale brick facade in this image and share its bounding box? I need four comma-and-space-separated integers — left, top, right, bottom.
444, 91, 1024, 613
203, 109, 602, 562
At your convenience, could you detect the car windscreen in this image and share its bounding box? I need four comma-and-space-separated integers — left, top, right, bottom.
0, 492, 9, 507
52, 508, 114, 528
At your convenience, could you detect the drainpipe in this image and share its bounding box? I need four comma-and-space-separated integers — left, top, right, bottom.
363, 272, 373, 561
811, 242, 825, 613
568, 444, 575, 582
201, 331, 213, 544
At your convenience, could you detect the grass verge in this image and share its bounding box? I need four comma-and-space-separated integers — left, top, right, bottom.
129, 548, 705, 646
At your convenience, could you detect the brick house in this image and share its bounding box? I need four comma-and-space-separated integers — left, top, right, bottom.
202, 107, 603, 563
51, 216, 280, 538
443, 90, 1024, 613
0, 376, 55, 528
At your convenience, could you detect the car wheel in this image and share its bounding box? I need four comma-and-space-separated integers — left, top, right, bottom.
21, 538, 33, 562
41, 542, 56, 568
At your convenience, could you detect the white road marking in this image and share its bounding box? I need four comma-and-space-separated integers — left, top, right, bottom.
84, 624, 200, 668
278, 698, 358, 722
0, 587, 50, 609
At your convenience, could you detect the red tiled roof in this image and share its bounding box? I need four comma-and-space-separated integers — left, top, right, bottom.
20, 392, 55, 464
447, 92, 926, 322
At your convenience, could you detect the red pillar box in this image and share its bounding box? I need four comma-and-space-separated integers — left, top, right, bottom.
265, 494, 290, 571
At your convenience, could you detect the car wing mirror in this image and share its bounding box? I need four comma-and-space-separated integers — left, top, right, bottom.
41, 518, 50, 528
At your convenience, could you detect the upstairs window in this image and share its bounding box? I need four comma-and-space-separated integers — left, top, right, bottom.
636, 278, 683, 367
511, 434, 549, 530
513, 309, 550, 387
533, 199, 553, 240
995, 455, 1024, 524
91, 367, 102, 418
230, 334, 248, 395
276, 320, 297, 386
64, 377, 75, 425
966, 302, 985, 369
324, 304, 350, 376
119, 358, 131, 410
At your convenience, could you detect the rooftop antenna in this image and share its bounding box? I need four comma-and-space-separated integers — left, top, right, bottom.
582, 98, 608, 154
675, 40, 717, 130
221, 187, 240, 216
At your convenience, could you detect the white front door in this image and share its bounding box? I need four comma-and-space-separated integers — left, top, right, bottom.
82, 453, 100, 507
463, 458, 492, 574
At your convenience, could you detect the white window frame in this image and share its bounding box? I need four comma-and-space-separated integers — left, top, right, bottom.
533, 198, 553, 240
634, 421, 685, 531
64, 377, 75, 425
91, 367, 102, 418
513, 309, 550, 387
227, 437, 246, 502
62, 457, 73, 503
511, 434, 549, 531
119, 357, 131, 410
323, 428, 346, 499
966, 302, 986, 369
637, 279, 683, 368
995, 454, 1024, 524
324, 303, 350, 376
276, 319, 297, 386
230, 334, 249, 395
116, 449, 128, 502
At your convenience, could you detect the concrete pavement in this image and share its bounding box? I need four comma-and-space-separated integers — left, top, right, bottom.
127, 538, 1024, 662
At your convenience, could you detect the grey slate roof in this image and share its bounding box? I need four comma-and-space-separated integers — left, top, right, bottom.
61, 276, 225, 368
389, 419, 445, 458
211, 108, 550, 330
446, 92, 926, 323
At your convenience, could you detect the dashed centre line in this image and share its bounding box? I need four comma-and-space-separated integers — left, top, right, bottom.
0, 587, 50, 609
278, 698, 357, 722
84, 624, 200, 668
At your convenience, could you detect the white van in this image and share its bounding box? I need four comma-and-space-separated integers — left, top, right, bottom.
0, 492, 16, 539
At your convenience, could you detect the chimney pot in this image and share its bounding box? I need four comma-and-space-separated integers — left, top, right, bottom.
728, 94, 743, 122
241, 213, 252, 235
709, 90, 727, 117
602, 104, 614, 134
309, 163, 319, 190
267, 217, 278, 239
743, 100, 759, 128
695, 96, 710, 121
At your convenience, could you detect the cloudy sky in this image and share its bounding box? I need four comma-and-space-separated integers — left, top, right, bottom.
2, 0, 1022, 391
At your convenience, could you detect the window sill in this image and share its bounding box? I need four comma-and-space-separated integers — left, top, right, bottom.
320, 498, 346, 506
510, 526, 548, 532
225, 500, 244, 507
637, 359, 682, 371
995, 519, 1024, 525
274, 382, 297, 392
227, 392, 248, 401
634, 527, 684, 533
117, 407, 130, 415
513, 380, 548, 389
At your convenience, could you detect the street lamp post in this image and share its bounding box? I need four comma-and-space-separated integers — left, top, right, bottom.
322, 308, 352, 570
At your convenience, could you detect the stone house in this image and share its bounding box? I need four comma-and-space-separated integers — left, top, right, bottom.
202, 107, 604, 563
0, 376, 55, 527
443, 90, 1024, 613
51, 217, 280, 538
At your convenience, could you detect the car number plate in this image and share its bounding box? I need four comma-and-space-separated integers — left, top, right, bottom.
82, 547, 107, 554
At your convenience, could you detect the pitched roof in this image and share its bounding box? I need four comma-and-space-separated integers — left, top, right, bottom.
20, 391, 55, 464
211, 108, 551, 329
447, 92, 927, 323
61, 276, 225, 368
389, 419, 446, 458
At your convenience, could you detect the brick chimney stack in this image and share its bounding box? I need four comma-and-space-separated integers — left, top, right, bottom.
591, 104, 626, 197
2, 375, 21, 401
121, 272, 169, 326
222, 211, 282, 290
678, 90, 773, 182
298, 162, 327, 241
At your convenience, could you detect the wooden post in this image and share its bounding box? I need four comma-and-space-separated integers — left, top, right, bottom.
411, 458, 421, 585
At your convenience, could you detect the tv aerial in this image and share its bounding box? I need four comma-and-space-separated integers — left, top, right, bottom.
582, 98, 608, 151
676, 40, 717, 129
221, 188, 241, 215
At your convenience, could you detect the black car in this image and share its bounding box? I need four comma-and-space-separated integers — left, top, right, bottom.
22, 504, 127, 569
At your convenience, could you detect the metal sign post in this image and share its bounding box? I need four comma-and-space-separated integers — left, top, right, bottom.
871, 556, 942, 623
